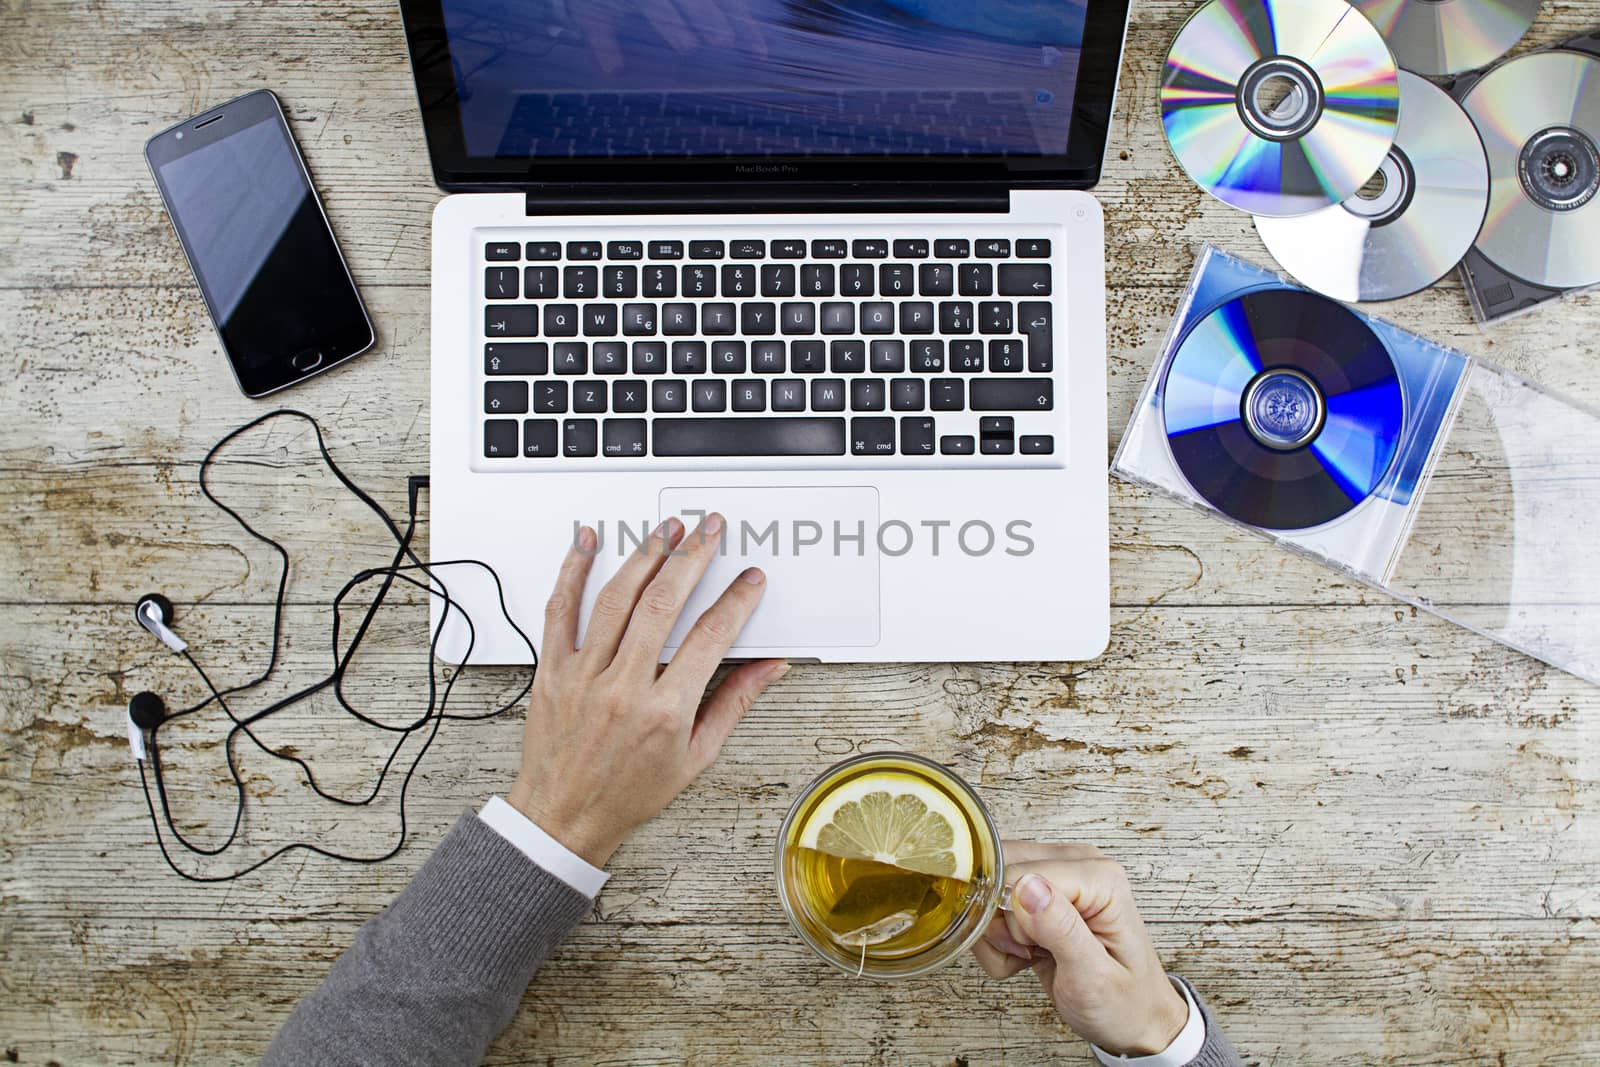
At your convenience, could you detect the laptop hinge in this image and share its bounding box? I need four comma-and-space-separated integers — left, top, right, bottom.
523, 183, 1011, 216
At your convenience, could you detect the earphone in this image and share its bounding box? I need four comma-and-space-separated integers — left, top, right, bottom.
127, 410, 537, 883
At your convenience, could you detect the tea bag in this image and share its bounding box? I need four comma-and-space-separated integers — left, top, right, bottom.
826, 872, 943, 947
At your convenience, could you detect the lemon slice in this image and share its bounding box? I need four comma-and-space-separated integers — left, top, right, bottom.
798, 771, 974, 881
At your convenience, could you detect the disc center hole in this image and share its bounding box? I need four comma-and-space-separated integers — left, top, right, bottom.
1356, 170, 1387, 200
1254, 75, 1303, 121
1237, 57, 1325, 141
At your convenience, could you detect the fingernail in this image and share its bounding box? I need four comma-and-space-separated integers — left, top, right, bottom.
768, 661, 790, 681
741, 566, 764, 585
654, 516, 681, 540
577, 526, 596, 552
1017, 874, 1052, 915
704, 512, 724, 535
987, 930, 1033, 960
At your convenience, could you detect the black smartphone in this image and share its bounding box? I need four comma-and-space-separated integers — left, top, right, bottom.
145, 90, 374, 397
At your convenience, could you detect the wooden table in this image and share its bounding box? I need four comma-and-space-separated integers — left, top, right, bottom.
2, 2, 1597, 1063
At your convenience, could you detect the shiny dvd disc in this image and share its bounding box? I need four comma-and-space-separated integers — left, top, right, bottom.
1161, 0, 1400, 217
1463, 50, 1600, 290
1161, 288, 1404, 530
1255, 71, 1490, 302
1354, 0, 1538, 76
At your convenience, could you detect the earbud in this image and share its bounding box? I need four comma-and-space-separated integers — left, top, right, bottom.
126, 690, 167, 762
135, 594, 188, 653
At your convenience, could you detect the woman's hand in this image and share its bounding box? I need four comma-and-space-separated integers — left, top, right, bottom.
507, 514, 786, 866
973, 842, 1190, 1057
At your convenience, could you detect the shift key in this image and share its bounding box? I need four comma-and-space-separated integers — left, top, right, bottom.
971, 379, 1053, 411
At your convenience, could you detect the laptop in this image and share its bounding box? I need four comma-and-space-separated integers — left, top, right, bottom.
397, 0, 1130, 664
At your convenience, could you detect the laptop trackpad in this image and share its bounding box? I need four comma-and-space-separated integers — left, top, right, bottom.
659, 486, 880, 652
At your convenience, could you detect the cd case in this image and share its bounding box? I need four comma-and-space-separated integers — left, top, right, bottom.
1113, 246, 1600, 685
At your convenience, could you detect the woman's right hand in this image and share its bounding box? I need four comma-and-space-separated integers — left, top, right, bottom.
972, 842, 1190, 1058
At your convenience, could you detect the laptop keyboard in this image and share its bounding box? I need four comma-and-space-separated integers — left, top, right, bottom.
478, 232, 1063, 468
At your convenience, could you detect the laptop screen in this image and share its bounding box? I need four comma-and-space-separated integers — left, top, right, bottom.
435, 0, 1088, 160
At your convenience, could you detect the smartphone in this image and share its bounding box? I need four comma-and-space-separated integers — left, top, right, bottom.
145, 90, 374, 397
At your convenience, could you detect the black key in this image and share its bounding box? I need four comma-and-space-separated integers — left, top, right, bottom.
791, 340, 826, 373
761, 264, 797, 297
592, 342, 627, 374
781, 302, 815, 335
773, 240, 807, 259
603, 419, 647, 458
999, 263, 1052, 296
939, 302, 973, 334
941, 434, 975, 455
919, 263, 954, 296
612, 380, 648, 413
671, 341, 708, 375
573, 381, 607, 413
485, 381, 528, 414
543, 304, 579, 337
622, 303, 657, 336
643, 265, 677, 297
583, 304, 618, 337
683, 265, 717, 297
820, 302, 855, 334
484, 419, 517, 457
801, 263, 836, 296
899, 302, 935, 334
934, 238, 970, 258
663, 302, 697, 335
870, 340, 906, 373
911, 340, 946, 373
631, 341, 667, 374
485, 267, 519, 300
564, 266, 598, 299
563, 418, 598, 457
553, 342, 587, 374
989, 338, 1025, 373
860, 302, 895, 334
980, 416, 1015, 434
1020, 434, 1055, 455
692, 379, 726, 412
931, 378, 965, 411
959, 263, 993, 296
951, 339, 985, 372
525, 241, 561, 261
975, 239, 1010, 258
811, 378, 846, 411
741, 302, 777, 336
1019, 301, 1053, 373
485, 306, 539, 337
891, 378, 925, 411
722, 264, 757, 297
900, 416, 935, 455
712, 341, 747, 374
485, 342, 547, 375
654, 417, 846, 457
851, 379, 886, 411
689, 240, 725, 260
604, 265, 638, 298
893, 239, 930, 259
732, 379, 766, 412
730, 239, 766, 259
567, 241, 602, 260
486, 242, 520, 261
1017, 239, 1052, 259
534, 380, 568, 414
607, 240, 643, 260
980, 302, 1014, 334
971, 379, 1053, 411
652, 379, 687, 413
648, 240, 684, 260
751, 340, 786, 373
880, 264, 915, 296
852, 239, 889, 258
772, 379, 806, 411
830, 340, 866, 374
979, 415, 1015, 455
852, 416, 895, 455
841, 264, 875, 296
811, 239, 848, 259
524, 266, 559, 299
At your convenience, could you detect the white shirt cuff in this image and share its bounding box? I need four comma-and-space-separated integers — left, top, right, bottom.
477, 796, 610, 899
1090, 978, 1205, 1067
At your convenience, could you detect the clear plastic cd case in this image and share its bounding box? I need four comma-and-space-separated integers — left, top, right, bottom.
1114, 246, 1600, 684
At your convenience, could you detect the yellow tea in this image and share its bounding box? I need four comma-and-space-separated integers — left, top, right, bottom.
789, 848, 977, 957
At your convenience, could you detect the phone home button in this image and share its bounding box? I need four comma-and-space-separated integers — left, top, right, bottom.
291, 349, 325, 373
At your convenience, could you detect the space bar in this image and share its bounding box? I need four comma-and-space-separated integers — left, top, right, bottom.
652, 418, 846, 456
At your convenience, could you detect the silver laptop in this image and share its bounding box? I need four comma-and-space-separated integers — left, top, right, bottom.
398, 0, 1131, 664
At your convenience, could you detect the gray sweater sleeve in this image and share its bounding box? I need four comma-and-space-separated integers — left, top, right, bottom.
1174, 977, 1245, 1067
263, 810, 592, 1067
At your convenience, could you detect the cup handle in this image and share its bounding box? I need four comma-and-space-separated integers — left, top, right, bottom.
997, 881, 1014, 914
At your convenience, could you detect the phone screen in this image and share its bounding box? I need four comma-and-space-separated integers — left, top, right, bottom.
148, 92, 372, 396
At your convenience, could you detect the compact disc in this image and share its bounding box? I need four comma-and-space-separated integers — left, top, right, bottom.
1162, 288, 1404, 530
1463, 50, 1600, 290
1255, 71, 1489, 301
1354, 0, 1538, 76
1161, 0, 1400, 217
